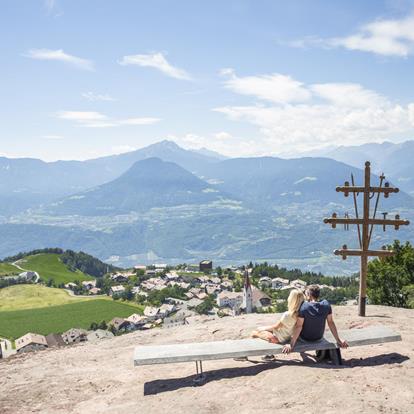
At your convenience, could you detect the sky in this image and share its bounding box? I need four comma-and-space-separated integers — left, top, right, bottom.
1, 0, 414, 161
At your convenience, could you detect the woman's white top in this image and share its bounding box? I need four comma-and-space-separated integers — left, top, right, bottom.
273, 311, 296, 343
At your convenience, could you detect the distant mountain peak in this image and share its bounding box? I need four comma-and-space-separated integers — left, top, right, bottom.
145, 140, 182, 151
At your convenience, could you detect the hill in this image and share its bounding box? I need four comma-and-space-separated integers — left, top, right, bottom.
196, 156, 412, 207
306, 140, 414, 196
44, 157, 227, 216
0, 284, 144, 339
0, 305, 412, 413
0, 140, 222, 215
0, 262, 20, 276
2, 149, 414, 274
0, 300, 143, 340
16, 253, 93, 285
0, 285, 93, 311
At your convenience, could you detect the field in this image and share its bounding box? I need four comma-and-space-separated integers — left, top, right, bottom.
16, 253, 93, 284
0, 262, 21, 276
0, 298, 144, 339
0, 285, 94, 311
0, 285, 144, 339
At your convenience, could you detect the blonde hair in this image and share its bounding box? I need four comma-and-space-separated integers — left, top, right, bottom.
287, 289, 305, 317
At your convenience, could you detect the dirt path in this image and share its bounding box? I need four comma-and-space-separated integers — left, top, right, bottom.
0, 304, 413, 414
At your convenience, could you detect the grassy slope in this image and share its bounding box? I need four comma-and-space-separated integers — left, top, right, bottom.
0, 299, 144, 339
0, 285, 94, 311
17, 253, 93, 284
0, 262, 21, 276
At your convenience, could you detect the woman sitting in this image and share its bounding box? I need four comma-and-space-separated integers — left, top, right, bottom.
251, 289, 305, 345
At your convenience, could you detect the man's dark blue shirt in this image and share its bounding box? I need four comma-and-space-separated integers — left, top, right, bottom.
299, 300, 332, 341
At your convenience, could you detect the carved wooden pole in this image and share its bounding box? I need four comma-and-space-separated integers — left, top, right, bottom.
323, 161, 409, 317
359, 161, 371, 316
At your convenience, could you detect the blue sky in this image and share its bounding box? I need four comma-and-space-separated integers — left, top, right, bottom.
1, 0, 414, 160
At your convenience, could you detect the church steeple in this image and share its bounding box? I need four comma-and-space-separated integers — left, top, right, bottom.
243, 268, 253, 313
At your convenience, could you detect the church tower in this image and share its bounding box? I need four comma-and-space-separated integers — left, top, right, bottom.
243, 269, 253, 314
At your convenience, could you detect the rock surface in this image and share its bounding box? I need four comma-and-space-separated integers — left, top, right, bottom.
1, 305, 413, 413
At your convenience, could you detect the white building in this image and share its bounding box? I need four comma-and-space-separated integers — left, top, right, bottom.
271, 277, 290, 289
126, 313, 148, 326
251, 286, 272, 309
62, 328, 88, 344
163, 311, 189, 329
110, 273, 128, 283
110, 285, 125, 296
259, 276, 272, 288
86, 329, 114, 343
82, 280, 96, 290
216, 291, 243, 308
143, 306, 160, 320
290, 279, 307, 290
220, 280, 233, 290
15, 333, 48, 353
159, 304, 176, 317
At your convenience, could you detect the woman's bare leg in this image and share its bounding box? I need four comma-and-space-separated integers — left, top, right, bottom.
251, 330, 279, 343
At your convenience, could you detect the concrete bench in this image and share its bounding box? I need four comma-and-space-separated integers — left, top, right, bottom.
134, 325, 401, 383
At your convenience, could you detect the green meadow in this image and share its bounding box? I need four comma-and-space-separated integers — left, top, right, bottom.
16, 253, 93, 284
0, 285, 93, 311
0, 299, 144, 340
0, 262, 21, 276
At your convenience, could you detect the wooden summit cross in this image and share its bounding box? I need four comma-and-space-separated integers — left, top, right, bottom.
323, 161, 409, 317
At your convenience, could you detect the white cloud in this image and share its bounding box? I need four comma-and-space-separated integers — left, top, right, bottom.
42, 135, 64, 140
215, 72, 414, 154
167, 133, 261, 157
82, 92, 116, 102
213, 132, 233, 140
57, 111, 107, 122
331, 13, 414, 56
111, 145, 137, 154
221, 70, 311, 104
289, 13, 414, 57
310, 83, 388, 107
24, 49, 94, 71
119, 52, 191, 80
118, 117, 161, 125
57, 111, 160, 128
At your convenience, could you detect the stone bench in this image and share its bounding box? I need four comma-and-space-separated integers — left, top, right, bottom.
134, 325, 401, 383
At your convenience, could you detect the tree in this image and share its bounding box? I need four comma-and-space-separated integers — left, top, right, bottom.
98, 320, 107, 330
367, 240, 414, 308
194, 295, 215, 315
233, 279, 242, 292
121, 286, 134, 301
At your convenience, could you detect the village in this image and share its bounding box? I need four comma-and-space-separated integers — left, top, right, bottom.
0, 259, 341, 360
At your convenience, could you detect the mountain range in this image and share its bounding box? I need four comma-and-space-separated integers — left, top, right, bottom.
1, 140, 413, 274
301, 140, 414, 196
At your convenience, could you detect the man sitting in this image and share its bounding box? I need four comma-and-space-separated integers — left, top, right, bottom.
282, 285, 348, 354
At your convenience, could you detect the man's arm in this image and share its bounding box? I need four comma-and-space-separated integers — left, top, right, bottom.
282, 317, 304, 354
327, 314, 348, 348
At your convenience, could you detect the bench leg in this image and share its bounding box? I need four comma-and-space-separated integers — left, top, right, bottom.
193, 360, 206, 386
328, 348, 343, 366
315, 349, 328, 362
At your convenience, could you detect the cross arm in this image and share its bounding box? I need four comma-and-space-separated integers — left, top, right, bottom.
323, 217, 410, 227
336, 186, 399, 195
333, 248, 395, 259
